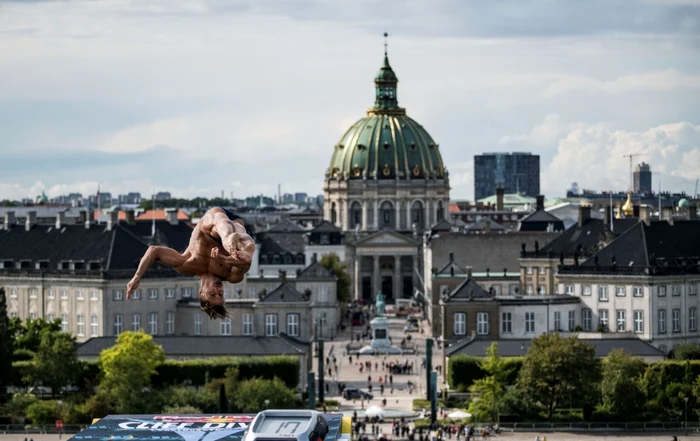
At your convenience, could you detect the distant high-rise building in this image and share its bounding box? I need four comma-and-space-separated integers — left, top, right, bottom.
474, 152, 540, 201
633, 162, 652, 194
294, 193, 307, 204
118, 192, 142, 204
154, 192, 171, 201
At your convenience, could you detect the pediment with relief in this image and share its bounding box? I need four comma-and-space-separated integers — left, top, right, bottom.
355, 231, 418, 247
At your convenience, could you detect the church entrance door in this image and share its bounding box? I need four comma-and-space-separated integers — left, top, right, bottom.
381, 276, 393, 304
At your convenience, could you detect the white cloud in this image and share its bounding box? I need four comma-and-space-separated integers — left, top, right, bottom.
544, 69, 700, 98
447, 160, 474, 200
543, 120, 700, 196
498, 114, 589, 149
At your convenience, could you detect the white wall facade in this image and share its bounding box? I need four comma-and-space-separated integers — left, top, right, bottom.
498, 301, 580, 339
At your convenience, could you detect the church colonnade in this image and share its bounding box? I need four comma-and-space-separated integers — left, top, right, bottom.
327, 197, 448, 231
352, 250, 419, 304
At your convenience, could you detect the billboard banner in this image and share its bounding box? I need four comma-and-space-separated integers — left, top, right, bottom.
69, 413, 347, 441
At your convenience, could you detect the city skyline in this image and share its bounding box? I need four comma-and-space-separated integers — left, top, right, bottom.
1, 0, 699, 201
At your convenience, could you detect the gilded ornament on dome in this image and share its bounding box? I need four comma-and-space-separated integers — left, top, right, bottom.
332, 168, 338, 178
382, 164, 391, 176
353, 166, 362, 177
412, 164, 421, 176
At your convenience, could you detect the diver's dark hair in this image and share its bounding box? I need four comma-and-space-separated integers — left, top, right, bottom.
199, 297, 229, 320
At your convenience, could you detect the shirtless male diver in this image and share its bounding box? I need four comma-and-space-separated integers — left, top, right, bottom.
126, 207, 256, 320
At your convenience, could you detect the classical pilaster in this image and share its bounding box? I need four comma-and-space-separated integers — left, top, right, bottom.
344, 199, 350, 231
395, 199, 401, 230
406, 200, 412, 230
373, 200, 379, 230
373, 255, 380, 298
362, 201, 368, 231
426, 200, 433, 228
354, 254, 361, 300
394, 255, 401, 300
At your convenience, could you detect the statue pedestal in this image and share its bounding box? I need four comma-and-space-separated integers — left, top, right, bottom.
370, 316, 391, 349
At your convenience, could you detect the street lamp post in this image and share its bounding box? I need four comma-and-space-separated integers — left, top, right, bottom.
264, 399, 270, 409
684, 396, 689, 436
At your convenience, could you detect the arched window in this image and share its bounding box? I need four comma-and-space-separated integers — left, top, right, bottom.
350, 201, 362, 229
436, 201, 444, 221
411, 200, 424, 229
380, 201, 395, 229
331, 202, 337, 224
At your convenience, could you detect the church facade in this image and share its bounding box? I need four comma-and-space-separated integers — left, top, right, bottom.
323, 42, 451, 304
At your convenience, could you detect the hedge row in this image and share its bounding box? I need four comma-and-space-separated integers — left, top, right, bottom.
447, 355, 523, 391
448, 356, 700, 392
10, 356, 300, 389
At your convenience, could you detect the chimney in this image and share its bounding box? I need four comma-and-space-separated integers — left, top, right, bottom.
604, 205, 612, 230
55, 212, 66, 229
496, 186, 504, 211
165, 208, 178, 225
632, 205, 640, 218
662, 206, 673, 224
449, 266, 454, 277
578, 205, 591, 227
639, 205, 651, 225
125, 210, 136, 225
25, 211, 37, 231
280, 270, 286, 282
536, 195, 545, 211
690, 203, 698, 220
4, 211, 15, 229
312, 253, 318, 263
86, 209, 94, 229
106, 210, 119, 231
449, 252, 454, 262
78, 210, 86, 225
466, 266, 473, 278
296, 268, 301, 276
259, 268, 264, 276
484, 219, 491, 233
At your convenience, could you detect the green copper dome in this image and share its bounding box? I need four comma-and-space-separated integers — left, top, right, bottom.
326, 51, 447, 181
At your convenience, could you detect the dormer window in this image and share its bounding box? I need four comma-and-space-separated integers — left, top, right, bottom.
20, 260, 31, 269
58, 261, 70, 270
73, 261, 85, 270
0, 260, 14, 269
36, 261, 50, 270
89, 261, 101, 270
320, 234, 330, 245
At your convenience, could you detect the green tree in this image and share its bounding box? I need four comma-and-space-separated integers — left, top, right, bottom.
26, 331, 81, 396
319, 253, 350, 304
517, 333, 600, 421
233, 377, 299, 412
98, 331, 165, 413
12, 317, 62, 354
26, 400, 61, 424
600, 349, 646, 419
673, 344, 700, 360
0, 288, 14, 402
467, 342, 512, 422
1, 393, 37, 422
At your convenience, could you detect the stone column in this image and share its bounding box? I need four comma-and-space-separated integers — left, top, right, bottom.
362, 201, 368, 231
426, 200, 433, 228
373, 200, 380, 230
412, 254, 419, 294
344, 199, 350, 231
373, 255, 380, 298
395, 200, 401, 230
406, 200, 412, 230
394, 255, 401, 301
354, 254, 361, 300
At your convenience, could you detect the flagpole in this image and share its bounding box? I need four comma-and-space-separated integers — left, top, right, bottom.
151, 188, 156, 237
96, 184, 100, 224
658, 180, 662, 221
609, 190, 613, 232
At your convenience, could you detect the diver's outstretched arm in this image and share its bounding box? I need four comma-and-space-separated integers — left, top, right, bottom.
127, 246, 188, 298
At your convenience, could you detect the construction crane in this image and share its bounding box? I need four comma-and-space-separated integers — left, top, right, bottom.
622, 153, 648, 192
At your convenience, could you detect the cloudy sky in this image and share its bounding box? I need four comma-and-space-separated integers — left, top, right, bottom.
1, 0, 699, 201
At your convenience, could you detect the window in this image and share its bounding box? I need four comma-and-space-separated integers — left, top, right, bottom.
317, 286, 329, 303
658, 285, 667, 297
249, 287, 257, 298
582, 309, 592, 331
29, 312, 37, 320
132, 313, 141, 331
265, 314, 278, 336
320, 312, 327, 326
672, 285, 682, 296
526, 285, 533, 295
554, 311, 561, 331
453, 313, 466, 335
148, 289, 158, 299
48, 289, 55, 299
568, 310, 575, 331
90, 314, 98, 336
220, 318, 232, 335
525, 312, 535, 333
538, 267, 546, 275
616, 309, 626, 332
599, 309, 609, 330
634, 310, 644, 333
60, 289, 68, 299
10, 312, 18, 318
658, 309, 667, 333
90, 289, 98, 300
565, 285, 574, 295
660, 344, 668, 354
28, 288, 37, 299
615, 286, 625, 297
194, 314, 202, 335
526, 267, 533, 275
166, 288, 175, 299
690, 284, 698, 296
287, 314, 300, 336
113, 289, 123, 301
582, 285, 592, 296
243, 313, 253, 335
166, 312, 175, 334
690, 308, 697, 332
633, 286, 643, 297
501, 312, 512, 333
60, 314, 68, 332
672, 309, 681, 333
76, 289, 84, 300
77, 315, 85, 336
148, 313, 158, 334
132, 289, 141, 300
598, 286, 609, 301
47, 313, 55, 322
114, 315, 123, 335
9, 288, 17, 299
476, 312, 489, 335
182, 287, 193, 298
